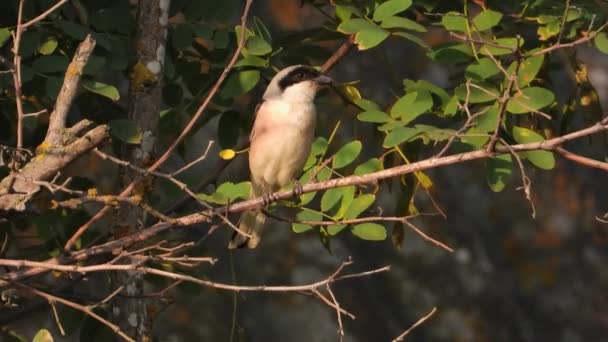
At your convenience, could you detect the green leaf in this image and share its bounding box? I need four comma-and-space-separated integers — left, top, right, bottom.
32, 55, 69, 73
373, 0, 412, 22
441, 11, 467, 32
427, 43, 473, 63
220, 70, 260, 99
486, 153, 512, 192
354, 98, 381, 111
391, 91, 433, 123
33, 329, 53, 342
538, 20, 560, 41
352, 223, 387, 241
245, 36, 272, 56
334, 186, 356, 219
333, 140, 362, 169
108, 119, 142, 144
327, 224, 347, 236
413, 125, 456, 144
595, 32, 608, 55
506, 87, 554, 114
472, 9, 503, 31
344, 194, 375, 219
480, 37, 522, 56
338, 19, 390, 50
311, 137, 329, 156
81, 80, 120, 100
0, 28, 10, 47
198, 181, 251, 205
465, 58, 500, 81
455, 81, 499, 103
235, 55, 268, 67
512, 126, 555, 170
358, 110, 391, 123
565, 8, 583, 22
380, 16, 425, 32
512, 53, 544, 87
443, 95, 460, 116
321, 187, 344, 212
38, 38, 58, 55
403, 79, 449, 104
383, 126, 419, 147
354, 158, 382, 175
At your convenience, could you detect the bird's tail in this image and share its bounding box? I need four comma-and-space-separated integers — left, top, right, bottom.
228, 187, 266, 249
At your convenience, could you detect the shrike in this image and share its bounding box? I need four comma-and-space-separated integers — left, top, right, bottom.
229, 65, 332, 249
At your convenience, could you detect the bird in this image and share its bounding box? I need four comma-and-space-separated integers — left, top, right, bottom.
228, 65, 332, 249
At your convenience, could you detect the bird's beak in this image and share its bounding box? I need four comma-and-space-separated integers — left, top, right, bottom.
313, 75, 332, 85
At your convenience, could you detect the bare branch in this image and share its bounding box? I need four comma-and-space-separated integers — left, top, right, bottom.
392, 307, 437, 341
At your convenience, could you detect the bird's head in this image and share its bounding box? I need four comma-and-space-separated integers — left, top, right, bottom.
263, 65, 332, 102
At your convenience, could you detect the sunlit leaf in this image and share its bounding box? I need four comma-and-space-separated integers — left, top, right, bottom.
441, 11, 467, 32
81, 80, 120, 100
352, 223, 387, 241
293, 210, 321, 233
38, 38, 58, 55
344, 194, 375, 219
383, 127, 418, 147
354, 158, 382, 175
506, 87, 554, 114
465, 58, 500, 81
0, 28, 10, 47
333, 140, 362, 169
358, 110, 391, 123
219, 149, 236, 160
595, 32, 608, 55
372, 0, 413, 22
33, 329, 53, 342
472, 9, 503, 31
512, 126, 555, 170
220, 70, 260, 99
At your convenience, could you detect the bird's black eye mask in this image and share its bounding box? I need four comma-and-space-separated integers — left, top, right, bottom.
278, 66, 321, 91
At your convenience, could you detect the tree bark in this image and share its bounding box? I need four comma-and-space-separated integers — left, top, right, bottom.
111, 0, 171, 339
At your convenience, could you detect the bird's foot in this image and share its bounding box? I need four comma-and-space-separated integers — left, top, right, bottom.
292, 180, 303, 197
262, 192, 279, 206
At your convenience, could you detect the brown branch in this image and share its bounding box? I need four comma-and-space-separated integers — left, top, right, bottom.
21, 0, 69, 30
555, 147, 608, 172
16, 283, 135, 342
392, 307, 437, 341
63, 0, 255, 250
0, 124, 110, 211
321, 34, 355, 73
2, 119, 607, 286
12, 0, 25, 148
44, 35, 97, 145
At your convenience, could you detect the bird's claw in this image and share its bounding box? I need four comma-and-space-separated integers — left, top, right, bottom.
292, 180, 303, 197
262, 192, 278, 206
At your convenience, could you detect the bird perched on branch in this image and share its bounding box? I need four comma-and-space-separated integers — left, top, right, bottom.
229, 65, 332, 249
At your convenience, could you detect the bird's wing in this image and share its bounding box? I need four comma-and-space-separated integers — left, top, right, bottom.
249, 100, 265, 143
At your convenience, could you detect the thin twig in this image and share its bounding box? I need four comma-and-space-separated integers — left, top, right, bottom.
391, 307, 437, 341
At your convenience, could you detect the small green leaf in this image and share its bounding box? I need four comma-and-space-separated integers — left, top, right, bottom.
380, 16, 425, 32
354, 98, 381, 111
443, 95, 460, 116
354, 158, 382, 175
245, 36, 272, 56
293, 210, 320, 233
403, 79, 450, 104
344, 194, 375, 219
383, 126, 419, 147
455, 81, 499, 103
486, 153, 512, 192
235, 55, 268, 67
506, 87, 554, 114
391, 91, 433, 123
595, 32, 608, 55
441, 12, 467, 32
81, 80, 120, 100
33, 329, 53, 342
480, 37, 522, 56
108, 119, 142, 144
565, 8, 583, 22
334, 186, 356, 219
465, 58, 500, 81
338, 19, 390, 50
472, 9, 503, 31
327, 224, 347, 236
311, 137, 329, 156
538, 20, 560, 41
512, 53, 544, 87
321, 187, 344, 212
333, 140, 362, 169
358, 110, 391, 123
220, 70, 260, 99
512, 126, 555, 170
427, 43, 473, 63
337, 18, 377, 34
38, 38, 58, 55
352, 223, 387, 241
0, 28, 10, 47
373, 0, 413, 22
217, 181, 251, 201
